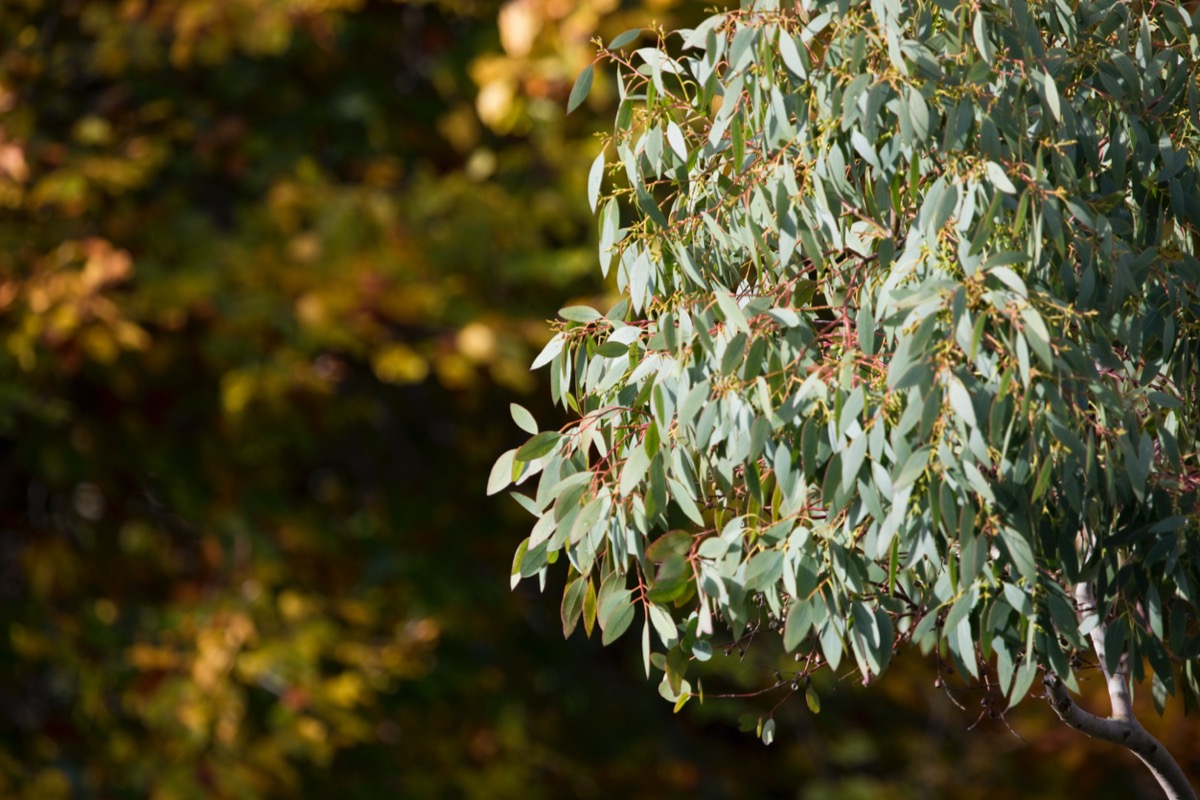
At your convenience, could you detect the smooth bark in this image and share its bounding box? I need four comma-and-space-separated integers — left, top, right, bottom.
1043, 584, 1196, 800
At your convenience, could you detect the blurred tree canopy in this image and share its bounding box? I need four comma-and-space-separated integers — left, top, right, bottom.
1, 1, 1197, 799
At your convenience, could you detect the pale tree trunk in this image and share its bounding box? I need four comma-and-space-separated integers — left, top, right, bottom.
1042, 583, 1196, 800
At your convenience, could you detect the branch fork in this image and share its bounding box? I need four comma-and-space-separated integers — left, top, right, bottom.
1042, 583, 1196, 800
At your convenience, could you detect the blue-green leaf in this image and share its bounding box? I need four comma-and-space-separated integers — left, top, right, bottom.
587, 150, 605, 211
488, 449, 517, 496
517, 431, 562, 462
510, 403, 537, 435
607, 29, 642, 49
714, 291, 750, 334
568, 63, 595, 114
560, 305, 602, 323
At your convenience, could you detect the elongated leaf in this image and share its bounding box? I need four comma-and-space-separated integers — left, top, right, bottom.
642, 619, 652, 678
488, 449, 517, 495
1041, 69, 1061, 122
517, 431, 562, 461
714, 291, 750, 334
760, 718, 775, 745
1009, 660, 1038, 705
972, 12, 994, 63
607, 29, 641, 49
562, 577, 587, 637
530, 332, 565, 370
999, 527, 1037, 582
620, 444, 651, 496
779, 33, 806, 77
583, 579, 597, 638
1020, 306, 1053, 368
985, 161, 1016, 194
908, 88, 930, 140
602, 601, 636, 645
948, 377, 977, 428
669, 479, 706, 526
784, 599, 817, 651
510, 403, 537, 435
587, 151, 605, 211
636, 185, 670, 228
649, 603, 679, 648
560, 305, 602, 323
666, 122, 688, 161
567, 63, 595, 114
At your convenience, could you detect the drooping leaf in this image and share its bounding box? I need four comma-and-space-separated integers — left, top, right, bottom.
567, 63, 595, 114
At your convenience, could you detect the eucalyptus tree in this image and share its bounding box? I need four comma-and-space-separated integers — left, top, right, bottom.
491, 0, 1200, 794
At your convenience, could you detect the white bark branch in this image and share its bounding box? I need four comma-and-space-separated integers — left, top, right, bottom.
1041, 583, 1196, 800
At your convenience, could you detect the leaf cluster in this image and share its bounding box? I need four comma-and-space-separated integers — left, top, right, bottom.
499, 0, 1200, 719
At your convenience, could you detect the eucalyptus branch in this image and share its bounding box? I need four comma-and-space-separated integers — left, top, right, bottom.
1042, 583, 1196, 800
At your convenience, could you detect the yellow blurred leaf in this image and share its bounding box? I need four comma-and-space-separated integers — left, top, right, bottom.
371, 343, 428, 385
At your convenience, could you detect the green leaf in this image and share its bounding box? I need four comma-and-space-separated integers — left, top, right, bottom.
841, 434, 868, 492
907, 88, 930, 141
784, 599, 817, 651
666, 647, 687, 695
636, 185, 670, 228
516, 431, 562, 461
668, 479, 706, 526
948, 376, 977, 428
778, 33, 806, 78
607, 29, 641, 49
620, 443, 651, 496
1104, 618, 1127, 677
1019, 306, 1053, 368
488, 449, 517, 496
819, 620, 844, 671
984, 161, 1016, 194
760, 718, 776, 745
587, 150, 605, 212
642, 619, 652, 678
1009, 660, 1038, 705
510, 538, 528, 590
972, 12, 994, 63
745, 550, 783, 592
1003, 583, 1033, 616
510, 403, 537, 435
562, 577, 587, 637
649, 603, 679, 648
805, 686, 821, 714
647, 555, 690, 604
892, 446, 930, 490
988, 265, 1027, 296
583, 579, 597, 638
602, 601, 636, 645
531, 332, 565, 371
1041, 69, 1061, 122
714, 291, 750, 334
599, 197, 620, 274
945, 587, 978, 631
646, 530, 692, 561
1031, 457, 1054, 502
999, 527, 1037, 582
567, 63, 595, 114
560, 305, 602, 323
666, 122, 688, 161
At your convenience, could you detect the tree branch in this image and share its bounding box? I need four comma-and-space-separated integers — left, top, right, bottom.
1042, 583, 1197, 800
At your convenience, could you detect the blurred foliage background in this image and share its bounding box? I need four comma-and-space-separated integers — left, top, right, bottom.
0, 0, 1197, 798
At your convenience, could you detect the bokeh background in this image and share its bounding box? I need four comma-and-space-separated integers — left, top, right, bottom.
1, 1, 1198, 798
